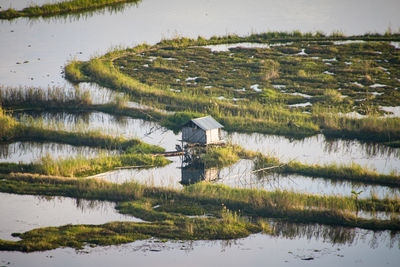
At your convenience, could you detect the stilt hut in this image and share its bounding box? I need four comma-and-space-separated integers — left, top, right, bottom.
182, 116, 223, 145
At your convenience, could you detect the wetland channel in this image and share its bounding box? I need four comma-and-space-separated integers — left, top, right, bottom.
1, 0, 400, 266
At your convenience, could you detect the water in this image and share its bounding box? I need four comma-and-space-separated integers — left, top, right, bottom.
13, 110, 180, 150
15, 110, 399, 174
0, 192, 142, 240
11, 111, 400, 197
1, 0, 400, 263
1, 0, 400, 88
227, 132, 400, 175
0, 225, 399, 267
0, 141, 117, 163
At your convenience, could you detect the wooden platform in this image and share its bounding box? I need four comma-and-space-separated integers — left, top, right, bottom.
152, 151, 185, 157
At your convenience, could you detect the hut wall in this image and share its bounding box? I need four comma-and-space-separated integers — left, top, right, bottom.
182, 127, 206, 144
206, 129, 220, 144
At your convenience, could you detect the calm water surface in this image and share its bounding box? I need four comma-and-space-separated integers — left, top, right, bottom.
1, 0, 400, 88
1, 0, 400, 264
14, 110, 400, 173
0, 225, 399, 267
0, 141, 117, 163
0, 192, 142, 240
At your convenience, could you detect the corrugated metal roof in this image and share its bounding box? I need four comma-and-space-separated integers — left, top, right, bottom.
189, 116, 223, 130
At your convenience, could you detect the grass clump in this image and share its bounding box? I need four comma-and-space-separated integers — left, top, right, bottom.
0, 0, 141, 20
197, 144, 257, 168
34, 153, 170, 177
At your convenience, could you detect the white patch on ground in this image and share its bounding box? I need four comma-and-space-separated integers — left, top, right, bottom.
323, 71, 334, 75
204, 86, 213, 89
297, 48, 308, 55
380, 106, 400, 117
143, 64, 149, 68
333, 40, 366, 45
232, 98, 244, 101
351, 82, 364, 87
338, 111, 368, 119
170, 89, 181, 93
185, 77, 199, 81
391, 42, 400, 49
378, 66, 388, 71
147, 56, 157, 62
203, 42, 271, 52
162, 57, 177, 61
322, 58, 337, 62
288, 102, 312, 108
345, 61, 352, 65
310, 56, 320, 60
370, 91, 384, 96
250, 84, 262, 92
370, 83, 387, 88
216, 96, 226, 100
175, 79, 180, 82
235, 88, 246, 92
272, 84, 286, 89
287, 92, 313, 98
375, 51, 383, 55
270, 42, 293, 47
325, 62, 332, 65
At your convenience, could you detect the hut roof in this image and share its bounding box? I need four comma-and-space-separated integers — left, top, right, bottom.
185, 116, 223, 131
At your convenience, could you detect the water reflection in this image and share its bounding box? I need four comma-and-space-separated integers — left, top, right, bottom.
13, 110, 400, 174
1, 226, 399, 267
0, 192, 142, 240
180, 162, 219, 185
13, 110, 180, 150
0, 141, 116, 163
227, 132, 400, 175
0, 0, 142, 22
7, 110, 400, 197
270, 221, 400, 248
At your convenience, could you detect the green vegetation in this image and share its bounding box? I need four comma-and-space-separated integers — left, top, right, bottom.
0, 105, 163, 153
0, 201, 262, 252
192, 144, 257, 168
0, 0, 141, 20
65, 33, 400, 143
0, 174, 399, 241
254, 154, 400, 188
0, 152, 169, 177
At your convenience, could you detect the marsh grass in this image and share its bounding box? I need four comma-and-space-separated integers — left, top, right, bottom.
35, 153, 169, 177
196, 144, 257, 168
0, 86, 91, 108
65, 32, 400, 142
0, 0, 141, 20
1, 174, 399, 235
254, 154, 400, 187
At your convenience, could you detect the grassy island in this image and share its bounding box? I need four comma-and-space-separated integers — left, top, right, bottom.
0, 0, 141, 20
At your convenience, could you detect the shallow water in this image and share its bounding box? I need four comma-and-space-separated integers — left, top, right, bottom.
13, 110, 180, 151
1, 224, 399, 267
14, 110, 400, 174
97, 158, 399, 199
0, 141, 116, 163
1, 0, 400, 263
0, 192, 142, 240
1, 0, 400, 88
227, 132, 400, 175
